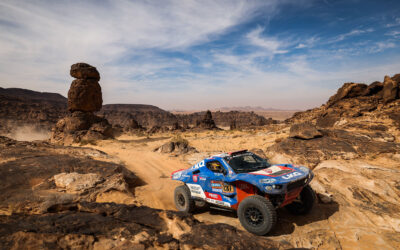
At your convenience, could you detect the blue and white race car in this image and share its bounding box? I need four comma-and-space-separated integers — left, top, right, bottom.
171, 149, 315, 235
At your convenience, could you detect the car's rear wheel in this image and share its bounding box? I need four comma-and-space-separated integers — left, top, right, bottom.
174, 185, 195, 213
238, 195, 277, 235
285, 185, 316, 215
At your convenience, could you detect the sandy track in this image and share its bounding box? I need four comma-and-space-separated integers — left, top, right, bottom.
92, 139, 186, 210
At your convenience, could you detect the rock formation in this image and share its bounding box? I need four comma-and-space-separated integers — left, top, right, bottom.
154, 135, 197, 154
289, 122, 322, 140
195, 110, 218, 129
0, 87, 67, 136
51, 63, 113, 144
269, 73, 400, 167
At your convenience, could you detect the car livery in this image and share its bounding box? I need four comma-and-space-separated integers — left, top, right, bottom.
171, 151, 313, 209
171, 149, 316, 235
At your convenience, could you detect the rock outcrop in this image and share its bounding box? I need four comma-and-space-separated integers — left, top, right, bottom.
289, 122, 322, 140
271, 73, 400, 167
154, 137, 198, 154
0, 88, 67, 136
51, 63, 113, 144
195, 110, 218, 129
177, 110, 275, 128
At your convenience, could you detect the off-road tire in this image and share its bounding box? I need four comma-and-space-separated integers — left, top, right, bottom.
285, 185, 316, 215
174, 185, 195, 213
237, 195, 277, 235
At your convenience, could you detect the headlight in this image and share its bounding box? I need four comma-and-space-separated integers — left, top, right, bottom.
260, 178, 276, 184
265, 185, 273, 191
299, 166, 309, 174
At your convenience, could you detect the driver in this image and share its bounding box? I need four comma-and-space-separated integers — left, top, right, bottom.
209, 161, 222, 172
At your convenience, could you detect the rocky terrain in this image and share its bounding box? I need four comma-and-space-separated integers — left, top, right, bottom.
0, 136, 288, 249
270, 73, 400, 167
1, 70, 400, 249
0, 87, 67, 135
176, 110, 275, 128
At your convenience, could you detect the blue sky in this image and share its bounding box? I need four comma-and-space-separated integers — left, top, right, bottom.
0, 0, 399, 110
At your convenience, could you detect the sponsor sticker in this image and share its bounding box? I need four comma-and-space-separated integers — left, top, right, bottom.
187, 184, 206, 198
193, 175, 198, 182
205, 192, 222, 201
223, 184, 234, 193
282, 171, 302, 180
192, 161, 205, 170
211, 180, 222, 189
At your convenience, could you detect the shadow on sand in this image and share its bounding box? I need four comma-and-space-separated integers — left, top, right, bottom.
191, 199, 340, 236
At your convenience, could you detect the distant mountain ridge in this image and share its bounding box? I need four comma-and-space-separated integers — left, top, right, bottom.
0, 87, 67, 102
0, 87, 279, 133
217, 106, 300, 112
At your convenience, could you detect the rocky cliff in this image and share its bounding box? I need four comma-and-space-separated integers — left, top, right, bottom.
0, 87, 67, 135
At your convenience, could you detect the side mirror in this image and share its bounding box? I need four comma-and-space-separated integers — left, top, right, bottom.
222, 168, 228, 175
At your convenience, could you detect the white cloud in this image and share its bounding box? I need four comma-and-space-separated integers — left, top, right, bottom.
385, 17, 400, 28
331, 28, 374, 43
368, 42, 396, 53
0, 0, 281, 93
246, 26, 288, 56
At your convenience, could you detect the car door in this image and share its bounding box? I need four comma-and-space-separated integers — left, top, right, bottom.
203, 160, 236, 198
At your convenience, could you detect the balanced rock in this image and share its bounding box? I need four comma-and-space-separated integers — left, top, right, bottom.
51, 63, 113, 144
68, 79, 102, 112
70, 62, 100, 81
289, 122, 322, 140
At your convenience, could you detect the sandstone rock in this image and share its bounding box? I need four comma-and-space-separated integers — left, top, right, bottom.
51, 63, 113, 144
54, 172, 103, 193
51, 112, 113, 144
289, 122, 322, 140
327, 82, 368, 107
363, 81, 383, 96
382, 75, 399, 104
268, 129, 400, 167
70, 62, 100, 81
68, 79, 102, 112
0, 136, 139, 214
154, 140, 198, 154
196, 110, 217, 129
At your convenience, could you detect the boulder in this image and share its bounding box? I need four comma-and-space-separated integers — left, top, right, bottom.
363, 81, 383, 96
51, 112, 113, 144
289, 122, 322, 140
70, 63, 100, 81
154, 140, 198, 154
382, 76, 398, 104
68, 79, 102, 112
54, 172, 103, 193
327, 83, 368, 107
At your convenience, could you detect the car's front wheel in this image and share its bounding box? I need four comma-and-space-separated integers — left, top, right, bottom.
237, 195, 277, 235
174, 185, 195, 213
285, 184, 316, 215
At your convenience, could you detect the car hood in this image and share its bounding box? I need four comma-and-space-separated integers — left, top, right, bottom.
225, 164, 310, 189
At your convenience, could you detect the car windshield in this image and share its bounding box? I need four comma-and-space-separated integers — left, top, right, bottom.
224, 153, 271, 173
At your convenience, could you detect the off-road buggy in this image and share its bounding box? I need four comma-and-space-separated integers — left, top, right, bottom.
171, 150, 315, 235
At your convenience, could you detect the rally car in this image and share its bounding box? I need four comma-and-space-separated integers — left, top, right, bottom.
171, 150, 316, 235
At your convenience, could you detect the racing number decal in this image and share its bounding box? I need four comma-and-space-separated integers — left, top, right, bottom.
223, 184, 234, 193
